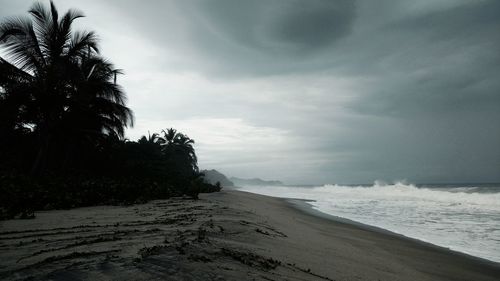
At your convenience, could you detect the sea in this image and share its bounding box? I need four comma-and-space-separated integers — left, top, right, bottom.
237, 181, 500, 263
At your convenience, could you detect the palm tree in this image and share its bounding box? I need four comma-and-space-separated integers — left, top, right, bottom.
0, 1, 133, 174
175, 134, 198, 171
138, 131, 164, 146
161, 128, 180, 145
161, 128, 199, 175
62, 57, 133, 140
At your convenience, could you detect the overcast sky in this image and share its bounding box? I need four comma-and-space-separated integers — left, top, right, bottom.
1, 0, 499, 184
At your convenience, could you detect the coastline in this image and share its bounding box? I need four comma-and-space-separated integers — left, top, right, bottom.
1, 189, 499, 280
287, 197, 500, 267
221, 190, 500, 280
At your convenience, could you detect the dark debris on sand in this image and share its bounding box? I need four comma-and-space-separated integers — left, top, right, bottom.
0, 197, 333, 281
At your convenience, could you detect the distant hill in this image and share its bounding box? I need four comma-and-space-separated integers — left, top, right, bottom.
229, 177, 283, 186
201, 170, 234, 187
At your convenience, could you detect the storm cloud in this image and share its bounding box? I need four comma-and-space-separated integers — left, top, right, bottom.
1, 0, 499, 184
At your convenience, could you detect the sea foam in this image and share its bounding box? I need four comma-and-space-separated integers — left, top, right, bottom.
239, 182, 500, 263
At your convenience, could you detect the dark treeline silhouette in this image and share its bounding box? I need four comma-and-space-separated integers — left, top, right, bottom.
0, 1, 220, 219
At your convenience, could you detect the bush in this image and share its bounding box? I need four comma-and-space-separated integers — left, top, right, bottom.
0, 170, 222, 220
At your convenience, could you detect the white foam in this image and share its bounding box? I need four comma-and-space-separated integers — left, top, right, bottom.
239, 182, 500, 263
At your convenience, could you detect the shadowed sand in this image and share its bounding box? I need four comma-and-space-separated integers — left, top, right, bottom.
1, 190, 499, 280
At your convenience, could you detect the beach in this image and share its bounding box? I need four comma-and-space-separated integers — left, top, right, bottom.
1, 189, 499, 281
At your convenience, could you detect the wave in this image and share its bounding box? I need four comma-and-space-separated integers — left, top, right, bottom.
239, 181, 500, 263
310, 181, 500, 211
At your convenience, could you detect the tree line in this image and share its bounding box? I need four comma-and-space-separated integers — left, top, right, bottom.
0, 1, 220, 219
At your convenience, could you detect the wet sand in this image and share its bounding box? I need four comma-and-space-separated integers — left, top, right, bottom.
1, 189, 499, 280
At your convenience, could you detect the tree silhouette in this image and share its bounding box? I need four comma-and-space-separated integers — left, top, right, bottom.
159, 128, 199, 192
161, 128, 198, 173
0, 1, 133, 175
138, 131, 164, 146
0, 2, 221, 219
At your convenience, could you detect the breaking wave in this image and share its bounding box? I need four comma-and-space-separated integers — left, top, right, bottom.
238, 181, 500, 263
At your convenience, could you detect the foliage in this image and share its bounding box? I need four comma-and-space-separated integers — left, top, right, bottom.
0, 129, 222, 220
0, 0, 133, 175
0, 1, 221, 220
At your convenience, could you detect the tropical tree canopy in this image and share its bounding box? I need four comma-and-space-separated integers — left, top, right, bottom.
0, 1, 220, 219
0, 0, 133, 173
161, 128, 199, 174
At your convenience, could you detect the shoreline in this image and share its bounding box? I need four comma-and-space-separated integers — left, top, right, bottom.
286, 196, 500, 268
221, 189, 500, 280
1, 189, 499, 280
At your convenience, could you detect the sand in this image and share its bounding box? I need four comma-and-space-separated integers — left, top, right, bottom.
1, 189, 499, 280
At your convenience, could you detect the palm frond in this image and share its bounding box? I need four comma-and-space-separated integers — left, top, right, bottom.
66, 30, 98, 59
59, 8, 84, 46
49, 1, 59, 30
0, 16, 45, 71
0, 57, 34, 86
1, 0, 134, 144
29, 1, 55, 58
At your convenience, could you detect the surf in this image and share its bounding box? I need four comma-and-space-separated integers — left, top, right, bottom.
238, 181, 500, 263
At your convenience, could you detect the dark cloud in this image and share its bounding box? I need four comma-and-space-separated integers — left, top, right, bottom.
391, 1, 500, 37
347, 1, 500, 118
147, 0, 358, 76
0, 0, 499, 184
196, 0, 355, 53
271, 0, 354, 51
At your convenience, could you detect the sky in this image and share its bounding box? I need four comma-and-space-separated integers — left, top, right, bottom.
1, 0, 499, 184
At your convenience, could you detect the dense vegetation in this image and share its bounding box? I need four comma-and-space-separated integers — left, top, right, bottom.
0, 1, 220, 219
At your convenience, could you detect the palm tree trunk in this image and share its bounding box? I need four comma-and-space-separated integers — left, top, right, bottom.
30, 128, 51, 177
61, 141, 76, 172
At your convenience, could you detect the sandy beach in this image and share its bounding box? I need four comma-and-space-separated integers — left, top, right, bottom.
1, 189, 499, 281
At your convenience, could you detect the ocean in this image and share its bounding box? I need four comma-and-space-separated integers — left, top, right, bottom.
237, 182, 500, 263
